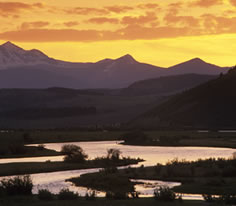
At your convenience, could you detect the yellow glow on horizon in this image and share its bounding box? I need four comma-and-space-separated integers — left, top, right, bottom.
0, 0, 235, 67
1, 34, 234, 68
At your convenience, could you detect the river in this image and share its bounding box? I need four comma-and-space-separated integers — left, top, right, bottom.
0, 141, 235, 200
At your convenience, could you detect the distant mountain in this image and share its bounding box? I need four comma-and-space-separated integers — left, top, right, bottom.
131, 66, 236, 129
0, 41, 58, 68
0, 41, 230, 89
121, 74, 216, 96
168, 58, 227, 75
85, 54, 166, 88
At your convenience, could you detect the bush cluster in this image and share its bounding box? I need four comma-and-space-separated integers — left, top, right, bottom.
154, 187, 176, 201
61, 144, 88, 163
85, 190, 96, 200
38, 189, 54, 201
58, 188, 78, 200
203, 194, 236, 204
0, 175, 33, 196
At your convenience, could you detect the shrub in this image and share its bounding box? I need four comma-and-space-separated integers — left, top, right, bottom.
58, 189, 78, 200
203, 194, 236, 204
202, 194, 215, 203
61, 144, 88, 163
105, 191, 113, 199
38, 189, 53, 201
0, 175, 33, 196
85, 190, 96, 200
105, 191, 129, 200
232, 152, 236, 160
131, 191, 139, 199
37, 144, 45, 151
221, 194, 236, 204
154, 187, 176, 201
107, 148, 121, 161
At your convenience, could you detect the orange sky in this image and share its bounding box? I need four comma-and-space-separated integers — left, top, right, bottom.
0, 0, 235, 67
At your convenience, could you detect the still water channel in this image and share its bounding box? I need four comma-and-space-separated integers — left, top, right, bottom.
0, 141, 235, 200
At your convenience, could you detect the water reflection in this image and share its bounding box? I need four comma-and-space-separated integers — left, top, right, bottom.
0, 141, 235, 200
26, 141, 236, 166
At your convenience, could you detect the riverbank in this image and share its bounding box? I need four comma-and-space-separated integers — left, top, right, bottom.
69, 157, 236, 196
0, 196, 203, 206
122, 131, 236, 149
0, 146, 61, 159
0, 158, 142, 177
2, 130, 236, 149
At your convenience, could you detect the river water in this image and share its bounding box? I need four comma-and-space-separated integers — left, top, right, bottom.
0, 141, 235, 200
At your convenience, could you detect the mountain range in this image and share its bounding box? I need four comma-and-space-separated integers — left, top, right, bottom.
0, 41, 230, 89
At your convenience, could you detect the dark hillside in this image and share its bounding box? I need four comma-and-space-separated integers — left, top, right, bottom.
131, 67, 236, 129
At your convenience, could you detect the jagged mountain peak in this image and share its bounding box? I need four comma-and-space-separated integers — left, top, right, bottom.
176, 57, 206, 66
186, 57, 207, 64
116, 54, 137, 64
1, 41, 24, 52
0, 41, 54, 68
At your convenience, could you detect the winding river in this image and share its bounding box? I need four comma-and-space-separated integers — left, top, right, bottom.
0, 141, 235, 200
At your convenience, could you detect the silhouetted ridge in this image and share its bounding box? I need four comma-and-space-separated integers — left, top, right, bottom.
131, 66, 236, 129
0, 41, 231, 89
116, 54, 137, 64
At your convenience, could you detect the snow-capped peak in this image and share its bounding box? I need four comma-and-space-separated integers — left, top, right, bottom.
0, 41, 56, 69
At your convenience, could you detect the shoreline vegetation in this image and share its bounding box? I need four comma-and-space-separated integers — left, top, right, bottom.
0, 158, 142, 177
121, 130, 236, 149
0, 174, 203, 205
1, 129, 236, 161
1, 130, 236, 151
0, 196, 203, 206
1, 130, 236, 204
69, 156, 236, 196
0, 145, 143, 177
0, 146, 61, 159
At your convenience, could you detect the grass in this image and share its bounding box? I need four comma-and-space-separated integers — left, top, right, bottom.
0, 158, 142, 177
1, 130, 236, 148
0, 146, 60, 159
0, 130, 123, 144
0, 196, 204, 206
69, 157, 236, 196
173, 178, 236, 195
69, 167, 135, 195
122, 130, 236, 148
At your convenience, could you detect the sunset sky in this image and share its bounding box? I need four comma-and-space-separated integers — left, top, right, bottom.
0, 0, 235, 67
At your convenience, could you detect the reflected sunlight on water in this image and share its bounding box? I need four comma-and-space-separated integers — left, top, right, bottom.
0, 141, 235, 199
